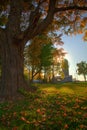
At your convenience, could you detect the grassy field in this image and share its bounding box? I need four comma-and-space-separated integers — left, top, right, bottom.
0, 82, 87, 130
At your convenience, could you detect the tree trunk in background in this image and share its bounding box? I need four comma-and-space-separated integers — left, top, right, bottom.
84, 75, 86, 82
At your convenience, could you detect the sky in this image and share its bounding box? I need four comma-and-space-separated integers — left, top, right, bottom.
62, 34, 87, 81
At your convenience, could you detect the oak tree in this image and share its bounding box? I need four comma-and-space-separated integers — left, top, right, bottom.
24, 34, 53, 81
0, 0, 87, 99
77, 61, 87, 81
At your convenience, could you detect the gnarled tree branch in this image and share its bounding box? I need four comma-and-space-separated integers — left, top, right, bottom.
23, 0, 87, 44
23, 0, 56, 43
54, 5, 87, 13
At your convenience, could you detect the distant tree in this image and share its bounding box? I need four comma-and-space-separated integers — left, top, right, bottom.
61, 59, 69, 76
24, 35, 54, 81
58, 59, 69, 79
77, 61, 87, 81
52, 48, 66, 78
24, 33, 66, 82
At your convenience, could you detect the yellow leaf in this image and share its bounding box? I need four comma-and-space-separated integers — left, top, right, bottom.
80, 21, 86, 28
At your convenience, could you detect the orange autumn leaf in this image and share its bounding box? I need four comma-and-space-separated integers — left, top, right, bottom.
36, 109, 41, 113
64, 124, 69, 129
21, 116, 30, 124
12, 127, 18, 130
21, 116, 26, 121
80, 124, 85, 129
63, 113, 67, 117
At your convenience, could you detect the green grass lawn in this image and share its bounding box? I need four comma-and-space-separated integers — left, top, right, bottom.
0, 82, 87, 130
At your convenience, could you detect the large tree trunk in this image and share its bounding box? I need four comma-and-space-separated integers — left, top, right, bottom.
0, 32, 27, 100
0, 0, 56, 101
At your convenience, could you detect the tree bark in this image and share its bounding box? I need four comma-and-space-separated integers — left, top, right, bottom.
0, 0, 56, 100
0, 31, 26, 100
84, 75, 86, 82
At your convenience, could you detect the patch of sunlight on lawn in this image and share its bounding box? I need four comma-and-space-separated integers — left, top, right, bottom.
37, 83, 87, 97
41, 86, 59, 94
73, 86, 87, 96
58, 87, 74, 94
40, 86, 74, 95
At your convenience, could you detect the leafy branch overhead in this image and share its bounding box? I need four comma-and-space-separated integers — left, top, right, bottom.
0, 0, 87, 42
